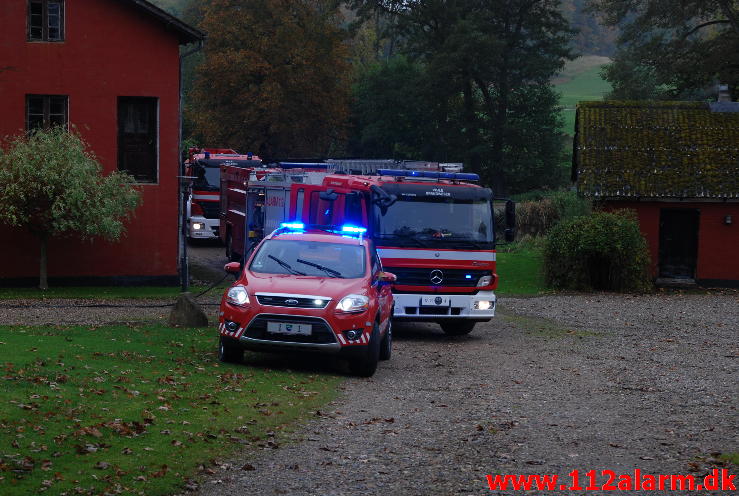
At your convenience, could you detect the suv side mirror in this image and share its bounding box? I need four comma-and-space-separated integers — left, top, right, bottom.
504, 200, 516, 242
376, 271, 397, 284
224, 262, 241, 275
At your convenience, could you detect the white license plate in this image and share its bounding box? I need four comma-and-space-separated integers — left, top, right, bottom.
267, 322, 312, 336
421, 296, 450, 306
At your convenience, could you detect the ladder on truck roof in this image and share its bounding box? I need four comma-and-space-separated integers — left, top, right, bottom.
325, 159, 464, 175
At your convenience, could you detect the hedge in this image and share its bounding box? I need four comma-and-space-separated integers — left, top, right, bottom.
543, 210, 652, 292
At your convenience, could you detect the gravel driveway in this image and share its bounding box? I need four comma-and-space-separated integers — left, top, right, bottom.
2, 245, 736, 495
172, 292, 736, 496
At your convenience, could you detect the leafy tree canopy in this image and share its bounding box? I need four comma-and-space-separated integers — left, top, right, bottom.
188, 0, 352, 158
0, 128, 140, 289
589, 0, 739, 99
348, 0, 574, 193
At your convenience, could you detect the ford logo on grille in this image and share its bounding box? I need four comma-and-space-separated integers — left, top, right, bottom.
430, 269, 444, 285
284, 299, 299, 305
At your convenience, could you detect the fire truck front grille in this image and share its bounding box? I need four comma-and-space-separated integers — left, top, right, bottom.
384, 267, 490, 287
245, 314, 336, 344
197, 201, 220, 219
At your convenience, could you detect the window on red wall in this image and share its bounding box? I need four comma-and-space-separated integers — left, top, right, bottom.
26, 95, 68, 131
28, 0, 65, 42
118, 97, 159, 183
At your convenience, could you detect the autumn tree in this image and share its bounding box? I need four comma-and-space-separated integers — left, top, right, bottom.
189, 0, 351, 158
349, 0, 574, 193
0, 128, 140, 290
589, 0, 739, 99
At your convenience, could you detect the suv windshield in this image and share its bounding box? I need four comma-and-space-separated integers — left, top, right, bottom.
250, 239, 366, 278
373, 184, 494, 249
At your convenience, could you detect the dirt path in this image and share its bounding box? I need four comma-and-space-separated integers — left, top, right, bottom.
180, 293, 738, 496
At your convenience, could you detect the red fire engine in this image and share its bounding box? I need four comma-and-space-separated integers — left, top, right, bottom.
184, 147, 261, 240
220, 160, 515, 335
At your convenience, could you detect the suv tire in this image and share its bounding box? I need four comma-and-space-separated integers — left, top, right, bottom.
349, 323, 380, 377
218, 336, 243, 363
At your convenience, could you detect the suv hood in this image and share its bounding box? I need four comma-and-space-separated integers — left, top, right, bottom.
243, 272, 368, 299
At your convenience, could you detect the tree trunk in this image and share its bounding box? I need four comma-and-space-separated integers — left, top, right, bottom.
38, 233, 48, 291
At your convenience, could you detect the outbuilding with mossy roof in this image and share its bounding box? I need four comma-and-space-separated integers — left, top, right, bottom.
572, 100, 739, 287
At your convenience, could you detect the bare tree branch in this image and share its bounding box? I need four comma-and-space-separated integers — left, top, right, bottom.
682, 19, 731, 39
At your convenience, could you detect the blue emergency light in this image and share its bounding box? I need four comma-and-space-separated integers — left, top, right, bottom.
341, 225, 367, 234
377, 169, 479, 182
280, 222, 305, 230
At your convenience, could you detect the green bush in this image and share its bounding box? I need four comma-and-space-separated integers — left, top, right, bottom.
544, 210, 652, 292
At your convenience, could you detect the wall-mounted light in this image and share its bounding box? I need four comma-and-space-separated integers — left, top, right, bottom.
725, 215, 733, 225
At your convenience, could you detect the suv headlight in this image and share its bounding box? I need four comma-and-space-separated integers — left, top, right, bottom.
226, 285, 250, 306
336, 294, 369, 313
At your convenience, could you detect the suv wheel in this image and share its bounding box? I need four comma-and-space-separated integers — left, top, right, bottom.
439, 320, 476, 336
349, 323, 380, 377
218, 336, 243, 363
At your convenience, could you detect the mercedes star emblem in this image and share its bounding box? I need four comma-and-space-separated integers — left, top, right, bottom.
430, 269, 444, 285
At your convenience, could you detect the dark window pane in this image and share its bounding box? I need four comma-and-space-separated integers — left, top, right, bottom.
28, 115, 44, 130
27, 96, 44, 115
29, 2, 43, 40
47, 3, 61, 40
49, 96, 65, 115
49, 114, 66, 127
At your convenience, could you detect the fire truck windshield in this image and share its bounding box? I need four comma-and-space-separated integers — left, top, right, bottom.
193, 166, 221, 191
372, 184, 494, 249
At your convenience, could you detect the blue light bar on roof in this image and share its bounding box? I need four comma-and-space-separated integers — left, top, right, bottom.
280, 222, 305, 230
377, 169, 479, 181
341, 225, 367, 234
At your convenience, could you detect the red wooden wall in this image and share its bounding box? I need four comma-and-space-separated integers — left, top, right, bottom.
605, 201, 739, 285
0, 0, 183, 283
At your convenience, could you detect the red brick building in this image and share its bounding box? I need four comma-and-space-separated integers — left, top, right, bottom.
0, 0, 203, 285
573, 101, 739, 287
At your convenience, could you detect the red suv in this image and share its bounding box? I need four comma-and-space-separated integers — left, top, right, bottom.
218, 223, 396, 376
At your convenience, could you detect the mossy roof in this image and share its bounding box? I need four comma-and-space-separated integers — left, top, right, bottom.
572, 101, 739, 199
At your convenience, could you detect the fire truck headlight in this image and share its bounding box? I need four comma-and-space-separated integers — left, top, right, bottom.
476, 275, 492, 287
337, 294, 369, 313
193, 222, 205, 230
474, 300, 494, 311
226, 285, 250, 306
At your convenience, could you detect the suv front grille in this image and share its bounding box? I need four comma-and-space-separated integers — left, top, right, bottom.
256, 294, 330, 309
245, 314, 336, 344
384, 267, 490, 287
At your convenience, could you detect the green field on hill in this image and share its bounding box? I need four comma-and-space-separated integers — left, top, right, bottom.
555, 56, 612, 136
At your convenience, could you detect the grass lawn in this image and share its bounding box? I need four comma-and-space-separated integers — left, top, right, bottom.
0, 285, 229, 300
0, 324, 339, 495
495, 246, 547, 296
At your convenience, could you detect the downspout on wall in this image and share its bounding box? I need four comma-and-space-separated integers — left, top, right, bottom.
178, 39, 204, 292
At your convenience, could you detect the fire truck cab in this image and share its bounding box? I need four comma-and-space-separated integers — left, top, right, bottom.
185, 148, 261, 240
